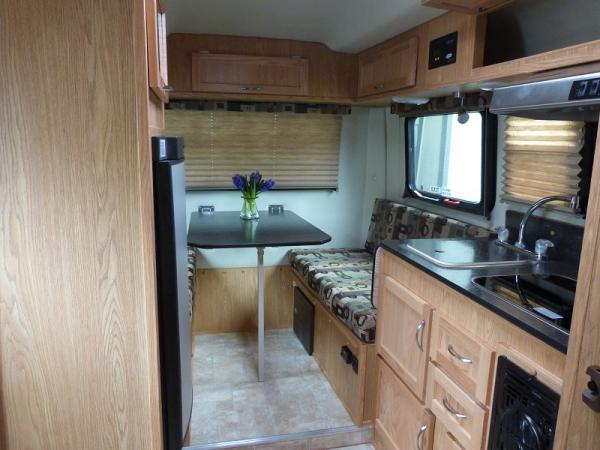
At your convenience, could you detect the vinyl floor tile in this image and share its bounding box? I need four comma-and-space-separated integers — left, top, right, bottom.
190, 329, 354, 444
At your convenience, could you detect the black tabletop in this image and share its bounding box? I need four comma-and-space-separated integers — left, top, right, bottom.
187, 211, 332, 249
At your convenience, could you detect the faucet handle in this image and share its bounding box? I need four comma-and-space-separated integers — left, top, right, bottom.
496, 227, 510, 243
535, 239, 555, 258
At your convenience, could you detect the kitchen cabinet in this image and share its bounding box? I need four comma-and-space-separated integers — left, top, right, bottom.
421, 0, 512, 15
374, 357, 435, 450
191, 53, 309, 96
357, 37, 418, 96
146, 0, 169, 102
373, 249, 567, 450
376, 275, 433, 401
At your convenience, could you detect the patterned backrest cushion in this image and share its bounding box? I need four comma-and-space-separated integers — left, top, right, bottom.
364, 198, 492, 253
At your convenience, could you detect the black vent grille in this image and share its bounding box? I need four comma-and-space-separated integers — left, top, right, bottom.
488, 356, 560, 450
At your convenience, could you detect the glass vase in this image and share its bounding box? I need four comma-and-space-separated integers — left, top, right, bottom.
240, 196, 259, 220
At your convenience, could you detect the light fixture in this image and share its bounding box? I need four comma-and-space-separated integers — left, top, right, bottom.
391, 96, 430, 105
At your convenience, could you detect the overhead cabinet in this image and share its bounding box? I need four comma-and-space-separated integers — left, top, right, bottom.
191, 53, 309, 96
146, 0, 170, 102
358, 37, 418, 96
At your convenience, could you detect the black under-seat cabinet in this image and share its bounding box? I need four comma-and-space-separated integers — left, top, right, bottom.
293, 287, 315, 355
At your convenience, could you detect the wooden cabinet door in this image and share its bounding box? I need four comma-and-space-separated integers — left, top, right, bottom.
383, 36, 418, 91
358, 36, 418, 96
357, 49, 387, 96
376, 276, 433, 401
146, 0, 169, 102
375, 357, 435, 450
191, 54, 309, 96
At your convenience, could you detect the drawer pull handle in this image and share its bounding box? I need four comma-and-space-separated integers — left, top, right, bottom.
416, 424, 427, 450
415, 320, 426, 351
442, 396, 468, 420
448, 344, 473, 364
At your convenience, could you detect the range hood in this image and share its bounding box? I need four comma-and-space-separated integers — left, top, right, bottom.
490, 71, 600, 121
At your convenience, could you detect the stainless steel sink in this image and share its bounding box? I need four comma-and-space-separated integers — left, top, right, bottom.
401, 238, 537, 269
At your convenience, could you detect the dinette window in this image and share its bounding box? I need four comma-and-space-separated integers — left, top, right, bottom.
165, 109, 342, 190
405, 111, 498, 216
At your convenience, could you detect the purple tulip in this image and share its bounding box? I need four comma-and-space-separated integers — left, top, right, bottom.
232, 174, 245, 190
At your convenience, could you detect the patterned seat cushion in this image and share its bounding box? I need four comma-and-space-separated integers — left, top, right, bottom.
289, 199, 493, 344
365, 198, 493, 253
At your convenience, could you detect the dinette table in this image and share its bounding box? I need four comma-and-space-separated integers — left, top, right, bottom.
187, 210, 331, 382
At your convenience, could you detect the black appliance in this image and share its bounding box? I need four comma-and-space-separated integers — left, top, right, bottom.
473, 274, 576, 333
488, 356, 560, 450
428, 31, 458, 69
293, 287, 315, 355
152, 136, 192, 450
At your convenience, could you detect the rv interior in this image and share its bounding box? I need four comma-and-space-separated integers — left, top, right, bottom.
4, 1, 600, 449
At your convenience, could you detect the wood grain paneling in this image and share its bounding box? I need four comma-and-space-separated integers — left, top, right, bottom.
554, 115, 600, 449
167, 33, 357, 102
0, 1, 162, 449
293, 274, 376, 426
193, 266, 294, 333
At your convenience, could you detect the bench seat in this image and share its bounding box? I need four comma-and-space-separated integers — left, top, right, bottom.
288, 199, 493, 345
289, 248, 376, 343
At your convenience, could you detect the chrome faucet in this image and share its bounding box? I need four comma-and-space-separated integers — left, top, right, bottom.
512, 195, 579, 257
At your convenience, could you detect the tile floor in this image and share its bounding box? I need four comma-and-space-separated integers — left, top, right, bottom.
190, 329, 356, 444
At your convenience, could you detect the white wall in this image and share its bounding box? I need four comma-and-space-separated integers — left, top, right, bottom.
186, 107, 376, 269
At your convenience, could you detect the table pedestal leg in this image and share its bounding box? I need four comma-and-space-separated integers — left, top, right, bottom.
257, 247, 265, 382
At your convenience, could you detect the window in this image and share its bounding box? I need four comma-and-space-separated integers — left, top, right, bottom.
405, 111, 497, 216
502, 117, 587, 211
165, 110, 342, 190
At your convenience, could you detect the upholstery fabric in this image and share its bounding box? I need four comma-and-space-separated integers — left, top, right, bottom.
289, 199, 493, 344
364, 198, 493, 253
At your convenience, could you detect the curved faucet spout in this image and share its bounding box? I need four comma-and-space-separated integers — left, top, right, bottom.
515, 195, 579, 250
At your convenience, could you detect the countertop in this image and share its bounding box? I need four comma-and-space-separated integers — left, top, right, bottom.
380, 238, 578, 353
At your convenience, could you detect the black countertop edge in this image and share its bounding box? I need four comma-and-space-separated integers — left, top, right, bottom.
379, 240, 570, 354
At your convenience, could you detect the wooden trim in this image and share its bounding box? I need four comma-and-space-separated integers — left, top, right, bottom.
554, 115, 600, 449
192, 266, 293, 334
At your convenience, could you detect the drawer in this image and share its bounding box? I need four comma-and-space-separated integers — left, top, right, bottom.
430, 314, 495, 405
427, 363, 488, 450
375, 357, 435, 450
433, 421, 465, 450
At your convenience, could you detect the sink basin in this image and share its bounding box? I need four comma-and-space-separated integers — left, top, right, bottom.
401, 239, 537, 269
472, 273, 576, 332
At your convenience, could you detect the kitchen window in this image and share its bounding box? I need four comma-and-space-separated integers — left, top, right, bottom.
405, 111, 498, 216
165, 109, 342, 190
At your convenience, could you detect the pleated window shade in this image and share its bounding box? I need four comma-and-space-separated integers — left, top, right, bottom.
503, 116, 584, 208
165, 110, 342, 190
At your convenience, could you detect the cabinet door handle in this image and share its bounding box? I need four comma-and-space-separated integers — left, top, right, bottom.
416, 424, 427, 450
448, 344, 473, 364
240, 86, 262, 91
163, 85, 174, 92
375, 83, 384, 90
415, 320, 426, 351
442, 396, 468, 420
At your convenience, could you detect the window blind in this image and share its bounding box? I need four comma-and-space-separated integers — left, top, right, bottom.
165, 110, 342, 190
502, 116, 584, 207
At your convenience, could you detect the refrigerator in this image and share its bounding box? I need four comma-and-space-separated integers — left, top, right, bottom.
152, 136, 193, 450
